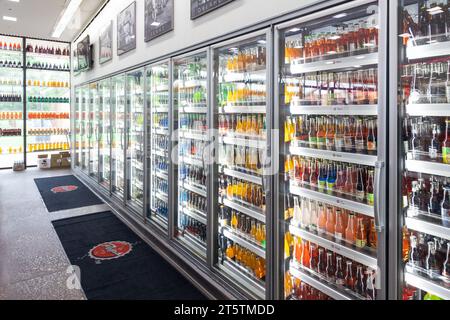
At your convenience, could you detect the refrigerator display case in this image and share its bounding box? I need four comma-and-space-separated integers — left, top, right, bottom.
396, 0, 450, 301
80, 85, 89, 174
126, 69, 145, 212
74, 86, 81, 168
89, 82, 99, 179
25, 39, 70, 166
212, 31, 271, 299
0, 35, 24, 169
146, 62, 170, 231
99, 79, 112, 191
173, 51, 209, 261
275, 0, 386, 300
112, 75, 126, 201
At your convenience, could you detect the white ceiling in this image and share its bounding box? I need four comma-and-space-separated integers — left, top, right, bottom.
0, 0, 107, 42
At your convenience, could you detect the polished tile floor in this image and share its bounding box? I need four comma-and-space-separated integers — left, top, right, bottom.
0, 168, 110, 300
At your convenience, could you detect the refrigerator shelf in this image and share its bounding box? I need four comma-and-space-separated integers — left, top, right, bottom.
219, 136, 267, 149
154, 84, 169, 92
179, 130, 208, 141
179, 155, 203, 167
181, 181, 207, 198
152, 128, 169, 136
289, 145, 377, 167
152, 149, 168, 158
221, 227, 265, 258
180, 105, 208, 114
405, 216, 450, 241
219, 105, 266, 114
289, 262, 357, 301
405, 159, 450, 178
405, 103, 450, 117
181, 206, 207, 225
222, 198, 266, 223
221, 166, 263, 185
290, 103, 378, 116
404, 271, 450, 300
152, 106, 169, 113
155, 170, 168, 181
289, 52, 378, 74
176, 79, 207, 89
220, 259, 265, 299
289, 183, 374, 217
155, 191, 168, 203
180, 231, 207, 253
289, 224, 378, 269
406, 40, 450, 60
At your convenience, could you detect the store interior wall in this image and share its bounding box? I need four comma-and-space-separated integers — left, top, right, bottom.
72, 0, 317, 86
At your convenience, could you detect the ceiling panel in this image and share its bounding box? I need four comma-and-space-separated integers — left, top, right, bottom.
0, 0, 107, 42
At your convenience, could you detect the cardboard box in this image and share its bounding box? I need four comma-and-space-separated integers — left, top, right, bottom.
51, 154, 61, 168
38, 158, 51, 169
60, 157, 71, 168
60, 151, 71, 158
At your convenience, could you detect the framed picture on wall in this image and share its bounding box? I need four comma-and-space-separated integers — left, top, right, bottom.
190, 0, 234, 20
117, 2, 136, 55
145, 0, 174, 42
99, 21, 113, 64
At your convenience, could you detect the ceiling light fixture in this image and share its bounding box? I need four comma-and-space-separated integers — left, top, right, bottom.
52, 0, 83, 38
3, 16, 17, 22
151, 21, 161, 27
7, 0, 20, 2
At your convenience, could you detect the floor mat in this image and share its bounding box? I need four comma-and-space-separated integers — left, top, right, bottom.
52, 211, 206, 300
34, 175, 104, 212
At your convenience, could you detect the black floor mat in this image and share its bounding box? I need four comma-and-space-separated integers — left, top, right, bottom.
52, 211, 206, 300
34, 175, 103, 212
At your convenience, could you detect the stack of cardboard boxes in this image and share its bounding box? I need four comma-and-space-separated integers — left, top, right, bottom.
38, 152, 71, 169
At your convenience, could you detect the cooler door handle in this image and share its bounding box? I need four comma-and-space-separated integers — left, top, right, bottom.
374, 161, 385, 233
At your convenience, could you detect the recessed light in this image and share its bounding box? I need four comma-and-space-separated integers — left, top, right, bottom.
7, 0, 20, 2
151, 21, 161, 27
3, 16, 17, 22
52, 0, 83, 38
333, 13, 347, 19
288, 28, 301, 33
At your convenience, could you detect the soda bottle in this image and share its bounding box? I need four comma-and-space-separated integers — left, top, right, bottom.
335, 118, 345, 151
355, 265, 365, 295
325, 117, 335, 151
409, 235, 421, 267
335, 209, 345, 241
368, 219, 378, 249
309, 243, 319, 270
441, 186, 450, 228
355, 217, 367, 248
317, 203, 327, 233
426, 241, 441, 279
443, 242, 450, 283
366, 269, 376, 300
366, 170, 375, 205
317, 248, 327, 275
301, 240, 311, 268
335, 256, 345, 286
355, 119, 365, 151
345, 260, 355, 290
325, 252, 336, 283
356, 168, 365, 201
345, 214, 356, 243
326, 207, 336, 235
309, 118, 317, 149
429, 123, 440, 161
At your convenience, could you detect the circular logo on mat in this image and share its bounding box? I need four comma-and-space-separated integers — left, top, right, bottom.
51, 185, 78, 194
89, 241, 133, 261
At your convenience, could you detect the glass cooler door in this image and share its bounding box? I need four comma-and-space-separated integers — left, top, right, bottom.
212, 31, 271, 299
74, 86, 81, 168
397, 0, 450, 301
89, 82, 99, 180
173, 51, 209, 261
126, 69, 145, 213
112, 75, 126, 201
99, 78, 112, 191
80, 85, 89, 174
146, 62, 170, 231
276, 0, 387, 300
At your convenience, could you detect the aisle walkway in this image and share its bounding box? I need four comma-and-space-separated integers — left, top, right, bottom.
0, 168, 89, 300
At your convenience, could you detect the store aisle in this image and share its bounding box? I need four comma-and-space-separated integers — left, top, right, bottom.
0, 168, 87, 300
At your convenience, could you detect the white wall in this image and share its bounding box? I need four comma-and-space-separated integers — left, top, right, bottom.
72, 0, 318, 85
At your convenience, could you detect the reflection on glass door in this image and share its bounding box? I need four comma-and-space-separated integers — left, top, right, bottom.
277, 1, 383, 300
89, 82, 99, 179
74, 86, 81, 168
80, 85, 89, 174
112, 75, 126, 200
398, 0, 450, 301
173, 52, 209, 260
146, 62, 170, 230
213, 33, 269, 299
99, 79, 112, 190
126, 69, 145, 211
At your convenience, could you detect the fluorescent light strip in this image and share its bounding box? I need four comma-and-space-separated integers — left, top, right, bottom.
52, 0, 83, 38
8, 0, 20, 2
3, 16, 17, 22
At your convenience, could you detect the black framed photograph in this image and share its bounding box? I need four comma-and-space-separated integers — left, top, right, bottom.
117, 2, 136, 55
99, 21, 113, 64
145, 0, 174, 42
191, 0, 234, 20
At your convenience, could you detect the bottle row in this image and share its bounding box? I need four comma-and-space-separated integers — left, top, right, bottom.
0, 128, 21, 137
28, 142, 69, 152
219, 83, 267, 107
403, 229, 449, 283
289, 236, 377, 299
180, 190, 207, 214
27, 80, 70, 88
286, 156, 375, 205
404, 118, 450, 164
402, 284, 444, 301
0, 94, 22, 102
179, 139, 206, 159
0, 41, 22, 52
180, 113, 207, 132
28, 112, 70, 119
153, 198, 168, 219
25, 45, 70, 56
286, 195, 378, 250
155, 177, 168, 194
153, 114, 168, 129
26, 61, 70, 71
28, 128, 69, 136
153, 135, 169, 150
285, 115, 377, 154
285, 68, 379, 106
0, 146, 22, 154
177, 87, 206, 106
27, 96, 70, 104
179, 214, 207, 243
0, 60, 22, 69
285, 20, 379, 64
154, 155, 169, 172
285, 273, 332, 300
222, 237, 267, 280
403, 173, 450, 223
179, 164, 206, 187
0, 78, 22, 86
0, 112, 22, 120
402, 62, 450, 105
219, 114, 266, 139
220, 205, 267, 248
219, 175, 266, 211
224, 47, 267, 74
219, 144, 264, 175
